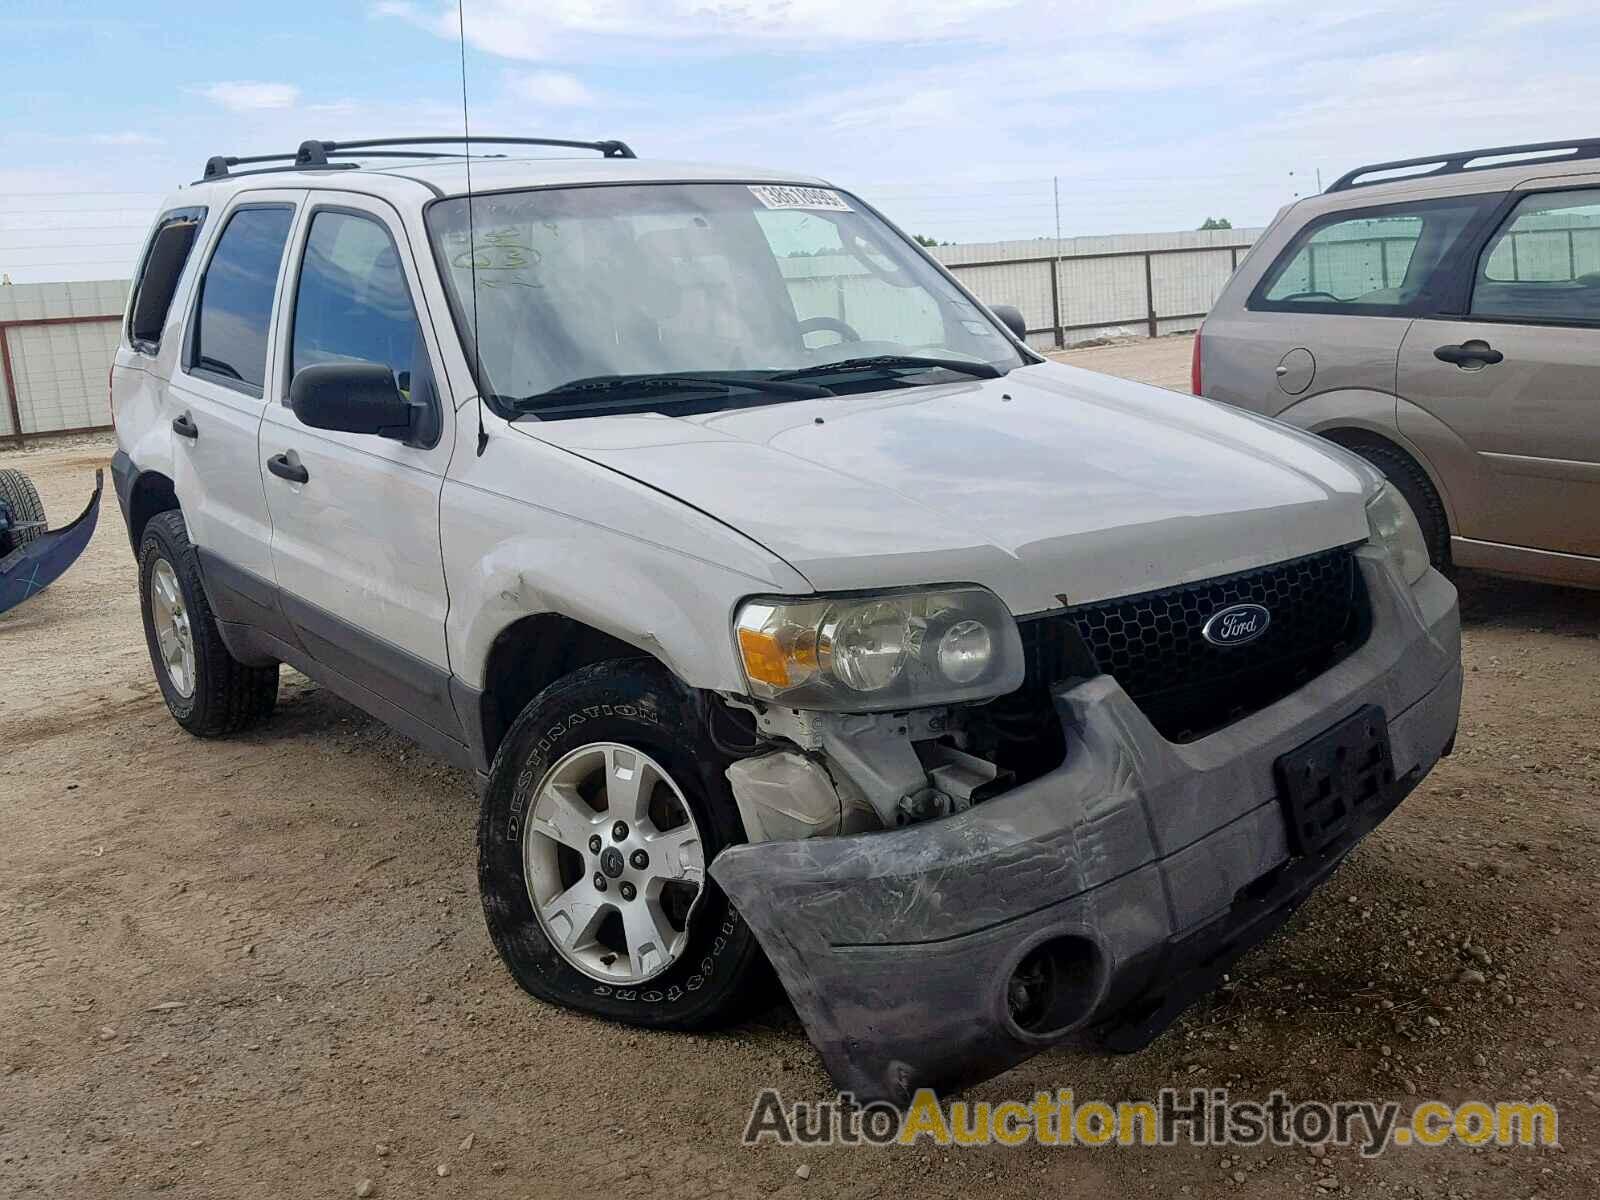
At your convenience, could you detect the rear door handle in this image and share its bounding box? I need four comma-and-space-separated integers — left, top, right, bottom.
267, 451, 309, 485
1434, 340, 1504, 368
171, 412, 198, 439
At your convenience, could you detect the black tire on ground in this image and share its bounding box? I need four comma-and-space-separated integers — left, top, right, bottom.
479, 658, 771, 1030
0, 468, 47, 557
138, 510, 279, 736
1342, 438, 1453, 574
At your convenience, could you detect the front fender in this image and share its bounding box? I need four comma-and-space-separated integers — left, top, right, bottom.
440, 471, 812, 693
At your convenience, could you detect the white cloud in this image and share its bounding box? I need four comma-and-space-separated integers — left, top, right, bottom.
531, 0, 1599, 242
88, 132, 164, 147
378, 0, 1022, 60
195, 81, 302, 111
505, 71, 593, 107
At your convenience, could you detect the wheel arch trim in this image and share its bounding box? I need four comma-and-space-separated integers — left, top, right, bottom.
463, 611, 683, 774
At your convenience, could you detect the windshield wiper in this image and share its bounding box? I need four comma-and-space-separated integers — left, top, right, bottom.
770, 355, 1003, 382
502, 372, 833, 416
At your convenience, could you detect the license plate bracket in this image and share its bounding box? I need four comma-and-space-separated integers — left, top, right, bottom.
1274, 704, 1396, 856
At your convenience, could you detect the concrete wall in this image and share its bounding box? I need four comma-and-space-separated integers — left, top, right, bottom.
0, 280, 127, 439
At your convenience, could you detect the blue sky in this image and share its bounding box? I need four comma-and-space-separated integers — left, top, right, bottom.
3, 1, 1598, 282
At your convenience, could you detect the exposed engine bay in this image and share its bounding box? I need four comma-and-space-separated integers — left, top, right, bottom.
717, 684, 1067, 838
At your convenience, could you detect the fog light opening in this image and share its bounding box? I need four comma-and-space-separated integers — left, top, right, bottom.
1005, 935, 1101, 1037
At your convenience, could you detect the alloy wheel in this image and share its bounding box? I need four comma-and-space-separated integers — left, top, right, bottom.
149, 558, 196, 699
522, 742, 706, 984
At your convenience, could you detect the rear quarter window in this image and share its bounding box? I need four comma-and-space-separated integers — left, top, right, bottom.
1249, 195, 1493, 317
127, 208, 207, 352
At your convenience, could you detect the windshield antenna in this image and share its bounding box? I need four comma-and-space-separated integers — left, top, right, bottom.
458, 0, 487, 456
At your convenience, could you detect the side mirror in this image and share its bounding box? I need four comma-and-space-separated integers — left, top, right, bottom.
289, 362, 415, 441
991, 304, 1028, 342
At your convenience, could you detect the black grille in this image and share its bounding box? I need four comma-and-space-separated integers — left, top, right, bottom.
1020, 547, 1369, 743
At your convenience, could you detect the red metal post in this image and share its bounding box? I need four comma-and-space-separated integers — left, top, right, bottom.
0, 326, 24, 449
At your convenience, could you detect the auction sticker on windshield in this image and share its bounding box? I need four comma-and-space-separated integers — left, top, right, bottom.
748, 185, 852, 211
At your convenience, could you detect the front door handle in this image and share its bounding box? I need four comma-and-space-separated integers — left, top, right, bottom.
267, 451, 309, 485
171, 412, 199, 439
1434, 339, 1504, 368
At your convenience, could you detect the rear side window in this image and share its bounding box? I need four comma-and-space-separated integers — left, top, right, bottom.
128, 208, 205, 351
1251, 197, 1488, 316
289, 210, 428, 387
1473, 188, 1600, 324
189, 206, 295, 394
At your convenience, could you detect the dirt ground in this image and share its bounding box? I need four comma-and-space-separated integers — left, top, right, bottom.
2, 336, 1596, 1199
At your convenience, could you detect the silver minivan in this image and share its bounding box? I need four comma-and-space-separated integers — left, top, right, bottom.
1199, 137, 1600, 591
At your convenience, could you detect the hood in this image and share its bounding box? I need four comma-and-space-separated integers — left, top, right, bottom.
512, 361, 1372, 614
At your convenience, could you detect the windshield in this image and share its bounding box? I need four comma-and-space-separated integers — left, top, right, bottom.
425, 183, 1026, 417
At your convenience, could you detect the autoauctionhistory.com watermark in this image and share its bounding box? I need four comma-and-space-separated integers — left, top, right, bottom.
742, 1087, 1559, 1157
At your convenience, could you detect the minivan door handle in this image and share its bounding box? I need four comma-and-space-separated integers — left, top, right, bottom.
266, 451, 309, 485
171, 412, 199, 439
1434, 340, 1504, 368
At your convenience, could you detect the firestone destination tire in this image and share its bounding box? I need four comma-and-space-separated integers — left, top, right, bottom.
479, 659, 770, 1028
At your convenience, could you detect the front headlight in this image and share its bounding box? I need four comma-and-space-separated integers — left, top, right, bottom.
1366, 482, 1430, 586
733, 586, 1025, 711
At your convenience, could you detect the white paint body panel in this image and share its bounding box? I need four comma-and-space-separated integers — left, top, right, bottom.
155, 188, 308, 583
441, 400, 809, 692
168, 376, 274, 579
514, 361, 1371, 615
258, 191, 456, 670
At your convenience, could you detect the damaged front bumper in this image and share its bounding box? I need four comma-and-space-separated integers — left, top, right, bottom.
0, 470, 103, 615
710, 550, 1461, 1104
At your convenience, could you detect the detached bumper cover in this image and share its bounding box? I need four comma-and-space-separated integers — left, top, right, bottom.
0, 470, 103, 615
711, 552, 1461, 1103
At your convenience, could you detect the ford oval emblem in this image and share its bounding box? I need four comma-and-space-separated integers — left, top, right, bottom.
1202, 603, 1271, 647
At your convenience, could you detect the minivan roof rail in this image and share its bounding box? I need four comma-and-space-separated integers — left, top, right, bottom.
200, 135, 637, 181
1326, 137, 1600, 192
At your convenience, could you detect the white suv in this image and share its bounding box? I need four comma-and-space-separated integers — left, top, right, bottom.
111, 136, 1462, 1104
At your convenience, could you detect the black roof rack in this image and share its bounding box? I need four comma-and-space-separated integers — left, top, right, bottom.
200, 135, 636, 181
1326, 137, 1600, 193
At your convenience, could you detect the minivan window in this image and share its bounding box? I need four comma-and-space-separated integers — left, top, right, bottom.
290, 210, 430, 391
189, 206, 294, 393
425, 182, 1023, 418
129, 208, 205, 351
1253, 198, 1486, 315
1473, 188, 1600, 323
